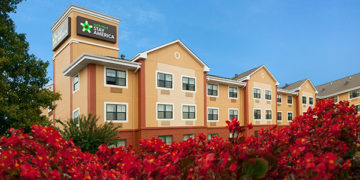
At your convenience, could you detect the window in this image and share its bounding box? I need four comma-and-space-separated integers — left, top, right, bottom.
157, 104, 173, 120
72, 75, 79, 92
183, 134, 195, 141
158, 135, 173, 145
288, 112, 293, 122
254, 109, 261, 120
157, 72, 172, 89
333, 96, 339, 103
309, 97, 314, 105
182, 105, 196, 120
115, 139, 127, 147
207, 108, 219, 121
208, 134, 219, 141
229, 87, 238, 98
229, 109, 238, 120
350, 89, 360, 99
254, 130, 259, 137
265, 90, 272, 100
287, 96, 293, 104
207, 84, 218, 96
302, 96, 306, 104
277, 95, 282, 104
105, 103, 127, 122
277, 112, 282, 121
253, 88, 261, 99
182, 76, 195, 91
106, 68, 126, 87
73, 108, 80, 126
355, 104, 360, 113
265, 110, 272, 120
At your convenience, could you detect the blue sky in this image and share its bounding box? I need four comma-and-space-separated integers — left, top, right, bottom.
10, 0, 360, 86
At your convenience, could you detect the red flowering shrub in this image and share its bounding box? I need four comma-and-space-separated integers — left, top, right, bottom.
0, 99, 359, 179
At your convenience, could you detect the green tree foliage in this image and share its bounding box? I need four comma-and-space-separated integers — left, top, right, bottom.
0, 0, 60, 134
55, 114, 121, 154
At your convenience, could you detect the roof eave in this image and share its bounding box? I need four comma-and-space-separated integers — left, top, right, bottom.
207, 76, 246, 87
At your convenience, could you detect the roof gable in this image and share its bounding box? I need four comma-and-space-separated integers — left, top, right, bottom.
233, 65, 279, 85
316, 73, 360, 98
280, 79, 318, 93
130, 40, 210, 72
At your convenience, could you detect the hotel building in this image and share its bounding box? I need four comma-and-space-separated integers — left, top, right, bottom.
47, 5, 358, 148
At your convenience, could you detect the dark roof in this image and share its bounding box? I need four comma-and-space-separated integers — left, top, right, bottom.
280, 79, 307, 91
232, 65, 263, 80
316, 73, 360, 98
207, 74, 233, 80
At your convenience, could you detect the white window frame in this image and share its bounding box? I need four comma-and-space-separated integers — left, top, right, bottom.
72, 74, 80, 93
181, 104, 197, 121
228, 86, 238, 99
265, 109, 272, 121
228, 108, 239, 120
309, 96, 314, 105
334, 96, 339, 103
277, 111, 282, 121
349, 89, 360, 100
287, 112, 293, 122
287, 96, 293, 105
73, 107, 80, 119
156, 102, 174, 121
207, 107, 219, 122
181, 75, 196, 92
355, 104, 360, 113
277, 94, 282, 104
104, 66, 128, 88
253, 88, 261, 100
156, 71, 174, 90
265, 90, 272, 101
253, 108, 261, 120
104, 102, 129, 123
302, 96, 307, 104
207, 83, 219, 97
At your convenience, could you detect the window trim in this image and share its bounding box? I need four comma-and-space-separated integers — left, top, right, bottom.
156, 71, 174, 90
265, 109, 272, 121
181, 75, 196, 92
228, 108, 239, 120
287, 96, 293, 105
72, 73, 80, 93
302, 96, 307, 104
277, 94, 282, 104
181, 104, 197, 121
354, 104, 360, 113
104, 102, 129, 123
253, 108, 261, 120
158, 135, 173, 145
253, 87, 261, 100
156, 102, 174, 121
277, 111, 282, 121
309, 96, 314, 105
183, 134, 195, 141
265, 89, 272, 101
73, 107, 80, 119
104, 66, 128, 88
228, 86, 238, 99
207, 107, 220, 122
287, 112, 293, 122
207, 83, 219, 97
208, 133, 219, 141
349, 89, 360, 100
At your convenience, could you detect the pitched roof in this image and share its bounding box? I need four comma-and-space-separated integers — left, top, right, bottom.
232, 65, 279, 85
280, 79, 307, 91
130, 40, 210, 72
207, 74, 246, 87
232, 65, 263, 80
316, 73, 360, 99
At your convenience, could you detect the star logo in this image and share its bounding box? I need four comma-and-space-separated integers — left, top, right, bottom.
80, 20, 93, 33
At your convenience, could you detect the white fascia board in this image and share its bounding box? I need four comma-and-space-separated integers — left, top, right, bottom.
63, 53, 141, 77
52, 4, 120, 31
207, 76, 246, 87
277, 89, 298, 95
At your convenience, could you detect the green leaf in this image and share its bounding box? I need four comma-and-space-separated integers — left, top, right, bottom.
242, 158, 268, 179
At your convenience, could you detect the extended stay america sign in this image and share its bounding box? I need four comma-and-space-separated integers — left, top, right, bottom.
76, 16, 117, 43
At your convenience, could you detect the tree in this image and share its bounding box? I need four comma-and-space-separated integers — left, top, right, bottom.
0, 0, 60, 134
55, 114, 121, 154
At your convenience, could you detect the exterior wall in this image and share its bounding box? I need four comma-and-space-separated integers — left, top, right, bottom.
298, 80, 316, 114
276, 93, 297, 126
206, 83, 245, 127
95, 65, 139, 130
72, 67, 88, 118
143, 43, 205, 129
246, 68, 277, 126
337, 91, 360, 106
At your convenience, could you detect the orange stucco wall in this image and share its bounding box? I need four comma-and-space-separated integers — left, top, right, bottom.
277, 93, 297, 126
